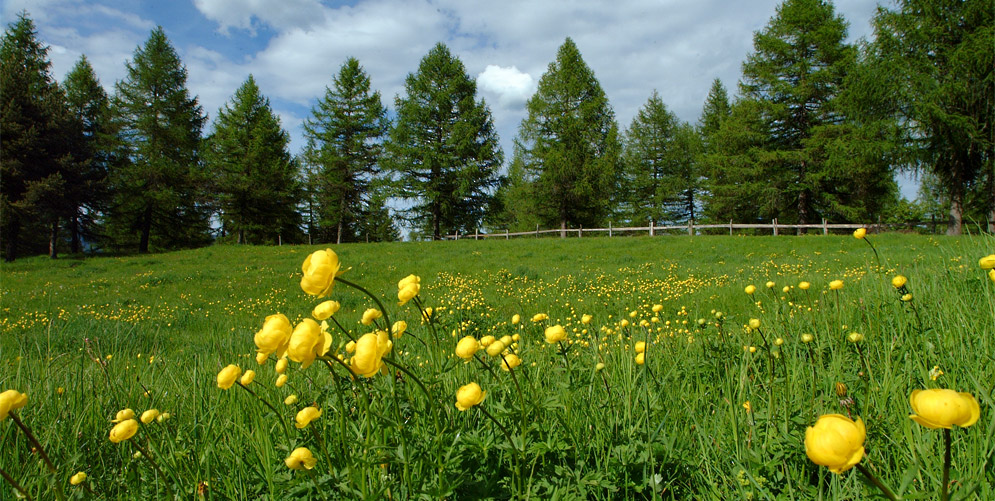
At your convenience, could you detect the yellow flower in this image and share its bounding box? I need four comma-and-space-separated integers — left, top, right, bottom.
397, 276, 421, 305
744, 285, 756, 295
979, 254, 995, 270
765, 281, 775, 288
398, 274, 421, 291
853, 228, 866, 239
743, 401, 752, 412
989, 269, 995, 283
479, 335, 495, 347
287, 319, 331, 369
891, 275, 907, 288
635, 353, 645, 365
748, 318, 760, 330
351, 331, 391, 377
801, 333, 814, 343
285, 447, 317, 470
275, 357, 288, 374
805, 414, 865, 474
391, 320, 407, 338
140, 409, 160, 424
847, 332, 864, 343
156, 412, 171, 423
652, 304, 663, 313
595, 362, 605, 371
295, 406, 322, 428
544, 325, 567, 344
486, 340, 506, 357
781, 285, 790, 293
774, 337, 784, 346
112, 408, 135, 423
531, 313, 548, 322
829, 280, 843, 290
620, 319, 630, 328
799, 281, 811, 290
312, 301, 341, 320
634, 341, 646, 354
361, 308, 382, 326
109, 419, 139, 443
929, 366, 944, 381
909, 389, 980, 429
901, 293, 913, 302
70, 472, 87, 485
581, 314, 593, 324
275, 374, 288, 387
240, 370, 256, 386
254, 313, 292, 359
422, 307, 433, 321
300, 248, 344, 297
0, 390, 28, 420
455, 383, 486, 411
455, 336, 480, 360
255, 352, 268, 365
500, 354, 521, 371
511, 314, 521, 324
217, 364, 241, 390
284, 394, 298, 405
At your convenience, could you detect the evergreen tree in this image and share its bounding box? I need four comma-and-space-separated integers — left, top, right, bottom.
304, 57, 390, 243
699, 78, 731, 149
384, 43, 502, 240
63, 55, 114, 253
0, 13, 73, 260
109, 27, 209, 253
622, 91, 679, 226
664, 122, 706, 224
511, 38, 622, 235
871, 0, 993, 234
204, 75, 300, 244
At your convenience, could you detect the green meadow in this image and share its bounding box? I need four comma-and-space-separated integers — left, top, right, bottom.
2, 234, 993, 499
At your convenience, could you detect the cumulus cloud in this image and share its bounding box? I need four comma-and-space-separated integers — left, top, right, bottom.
476, 65, 535, 107
193, 0, 327, 34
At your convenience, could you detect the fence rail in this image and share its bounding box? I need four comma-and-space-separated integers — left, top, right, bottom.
444, 218, 947, 240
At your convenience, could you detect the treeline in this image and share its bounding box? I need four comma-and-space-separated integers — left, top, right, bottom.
2, 0, 992, 260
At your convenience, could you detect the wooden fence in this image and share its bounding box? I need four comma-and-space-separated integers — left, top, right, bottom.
444, 218, 947, 240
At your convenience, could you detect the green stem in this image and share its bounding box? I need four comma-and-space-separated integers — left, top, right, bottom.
336, 277, 392, 337
132, 441, 176, 500
863, 238, 882, 270
856, 463, 898, 501
329, 316, 356, 342
941, 428, 951, 501
306, 468, 330, 501
477, 405, 522, 498
9, 412, 66, 501
0, 464, 33, 501
237, 382, 291, 445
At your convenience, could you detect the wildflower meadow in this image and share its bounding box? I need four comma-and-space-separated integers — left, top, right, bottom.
2, 232, 993, 499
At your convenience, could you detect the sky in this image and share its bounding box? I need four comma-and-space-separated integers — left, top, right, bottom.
1, 0, 918, 199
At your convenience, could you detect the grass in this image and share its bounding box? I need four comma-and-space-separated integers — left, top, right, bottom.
1, 233, 993, 499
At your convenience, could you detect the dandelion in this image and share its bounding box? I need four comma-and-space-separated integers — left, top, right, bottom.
285, 447, 317, 470
455, 383, 486, 411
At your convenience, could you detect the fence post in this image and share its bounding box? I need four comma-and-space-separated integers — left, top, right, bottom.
823, 218, 828, 235
578, 225, 582, 238
773, 219, 778, 236
609, 221, 613, 238
474, 228, 479, 240
536, 224, 539, 238
650, 219, 655, 237
688, 220, 693, 236
456, 231, 460, 241
506, 229, 509, 240
729, 220, 733, 236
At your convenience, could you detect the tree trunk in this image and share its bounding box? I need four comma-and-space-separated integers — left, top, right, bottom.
139, 205, 153, 253
560, 218, 567, 238
947, 191, 964, 236
797, 188, 809, 236
988, 167, 994, 233
336, 220, 342, 245
49, 218, 59, 259
3, 218, 19, 262
238, 228, 244, 245
69, 214, 81, 254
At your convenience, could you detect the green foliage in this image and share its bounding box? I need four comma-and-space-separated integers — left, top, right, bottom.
699, 78, 731, 148
107, 27, 210, 253
510, 38, 622, 232
304, 57, 393, 243
385, 43, 502, 240
204, 75, 302, 245
870, 0, 994, 234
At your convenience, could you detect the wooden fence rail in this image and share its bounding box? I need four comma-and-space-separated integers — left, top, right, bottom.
445, 218, 947, 240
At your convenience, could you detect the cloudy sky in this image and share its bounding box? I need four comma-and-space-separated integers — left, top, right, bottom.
2, 0, 915, 197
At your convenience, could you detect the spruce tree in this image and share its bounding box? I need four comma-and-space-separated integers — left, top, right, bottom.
109, 26, 209, 253
622, 91, 679, 226
204, 75, 300, 244
512, 38, 622, 235
384, 43, 502, 240
304, 57, 390, 243
699, 78, 731, 149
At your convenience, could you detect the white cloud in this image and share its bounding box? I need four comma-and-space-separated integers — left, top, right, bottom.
476, 65, 535, 108
192, 0, 326, 34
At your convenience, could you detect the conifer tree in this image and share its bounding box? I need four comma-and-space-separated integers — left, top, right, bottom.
511, 38, 622, 235
622, 91, 678, 226
384, 43, 502, 240
109, 27, 209, 253
304, 57, 390, 243
699, 78, 731, 149
204, 75, 301, 244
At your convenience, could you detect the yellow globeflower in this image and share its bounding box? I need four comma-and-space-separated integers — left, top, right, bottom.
0, 390, 28, 420
312, 301, 341, 321
361, 308, 383, 326
799, 281, 811, 290
479, 335, 496, 347
275, 374, 288, 387
285, 447, 317, 470
744, 285, 756, 295
140, 409, 160, 424
544, 325, 567, 344
908, 389, 980, 429
287, 319, 331, 369
595, 362, 605, 371
284, 394, 298, 405
531, 313, 548, 322
109, 419, 139, 443
853, 228, 867, 239
398, 275, 421, 305
391, 320, 407, 338
254, 313, 292, 359
112, 408, 135, 423
295, 407, 322, 428
634, 341, 646, 354
847, 332, 864, 343
989, 269, 995, 283
829, 280, 843, 290
70, 472, 87, 485
801, 333, 814, 343
455, 336, 480, 360
255, 352, 268, 365
455, 383, 486, 411
300, 248, 345, 297
217, 364, 241, 390
351, 331, 391, 378
891, 275, 907, 288
805, 414, 865, 474
398, 274, 421, 291
511, 314, 521, 324
581, 314, 593, 324
485, 340, 506, 357
748, 318, 761, 330
240, 370, 256, 386
765, 281, 775, 289
275, 357, 288, 374
635, 353, 645, 365
979, 254, 995, 270
501, 354, 522, 371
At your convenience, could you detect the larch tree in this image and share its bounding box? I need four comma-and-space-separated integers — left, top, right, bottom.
109, 27, 209, 253
304, 57, 391, 243
384, 43, 502, 240
204, 75, 301, 244
512, 37, 622, 235
622, 91, 679, 226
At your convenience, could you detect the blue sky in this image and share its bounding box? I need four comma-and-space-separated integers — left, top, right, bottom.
2, 0, 917, 199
